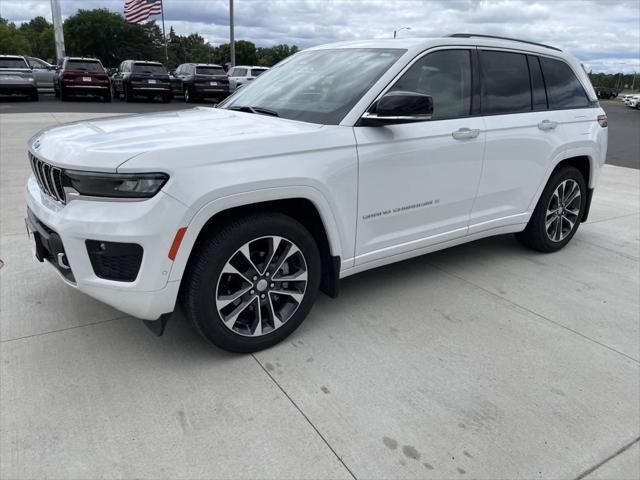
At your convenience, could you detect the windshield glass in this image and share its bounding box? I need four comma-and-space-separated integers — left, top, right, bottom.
0, 58, 28, 69
133, 63, 166, 74
66, 60, 102, 71
219, 48, 406, 125
197, 66, 226, 76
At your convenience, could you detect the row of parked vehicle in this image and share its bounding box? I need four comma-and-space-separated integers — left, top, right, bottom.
622, 94, 640, 109
0, 54, 268, 102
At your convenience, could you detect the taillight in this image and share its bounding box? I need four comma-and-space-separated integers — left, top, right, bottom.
597, 114, 608, 127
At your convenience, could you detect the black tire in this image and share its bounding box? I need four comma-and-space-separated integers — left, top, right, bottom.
516, 165, 587, 252
162, 93, 172, 103
59, 85, 68, 101
102, 91, 111, 103
182, 213, 321, 353
124, 84, 133, 102
29, 90, 39, 101
184, 85, 196, 103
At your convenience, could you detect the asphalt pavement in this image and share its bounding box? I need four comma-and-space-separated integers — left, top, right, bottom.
0, 101, 638, 479
0, 95, 638, 169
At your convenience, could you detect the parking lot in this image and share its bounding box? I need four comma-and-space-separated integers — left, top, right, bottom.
0, 97, 638, 479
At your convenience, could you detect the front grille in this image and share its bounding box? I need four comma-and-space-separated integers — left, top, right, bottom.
86, 240, 143, 282
29, 153, 66, 204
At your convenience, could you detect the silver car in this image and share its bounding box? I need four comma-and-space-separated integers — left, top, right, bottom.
26, 56, 56, 91
0, 55, 38, 101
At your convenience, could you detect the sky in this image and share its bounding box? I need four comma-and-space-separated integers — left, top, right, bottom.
1, 0, 638, 73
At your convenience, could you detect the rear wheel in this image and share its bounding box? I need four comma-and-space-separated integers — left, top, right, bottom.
124, 84, 133, 102
184, 86, 195, 103
59, 84, 68, 101
102, 91, 111, 103
182, 213, 321, 353
516, 165, 586, 252
29, 90, 39, 101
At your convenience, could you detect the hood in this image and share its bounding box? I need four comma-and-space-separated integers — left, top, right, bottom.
29, 107, 322, 172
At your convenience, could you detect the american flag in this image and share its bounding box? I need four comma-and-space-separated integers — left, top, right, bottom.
124, 0, 163, 24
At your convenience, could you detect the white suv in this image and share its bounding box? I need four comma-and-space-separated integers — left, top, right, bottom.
227, 65, 268, 91
25, 34, 608, 352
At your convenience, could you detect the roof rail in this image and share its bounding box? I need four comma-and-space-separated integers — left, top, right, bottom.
447, 33, 562, 52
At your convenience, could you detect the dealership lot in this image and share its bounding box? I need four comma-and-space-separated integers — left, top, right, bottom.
0, 99, 638, 478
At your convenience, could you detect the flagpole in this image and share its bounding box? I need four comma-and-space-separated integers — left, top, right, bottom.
160, 0, 168, 63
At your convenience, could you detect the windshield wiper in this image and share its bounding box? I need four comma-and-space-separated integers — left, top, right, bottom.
226, 105, 279, 117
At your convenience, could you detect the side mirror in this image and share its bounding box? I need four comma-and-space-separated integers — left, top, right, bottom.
48, 65, 56, 71
360, 91, 433, 126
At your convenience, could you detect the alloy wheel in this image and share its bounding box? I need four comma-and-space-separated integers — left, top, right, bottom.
215, 235, 308, 337
545, 179, 581, 242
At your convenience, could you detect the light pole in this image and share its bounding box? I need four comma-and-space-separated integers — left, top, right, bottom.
229, 0, 235, 68
50, 0, 65, 61
393, 26, 411, 39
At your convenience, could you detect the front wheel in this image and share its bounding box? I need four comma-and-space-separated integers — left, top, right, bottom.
182, 213, 321, 352
516, 165, 586, 252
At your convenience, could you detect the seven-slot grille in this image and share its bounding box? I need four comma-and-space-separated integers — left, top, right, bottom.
29, 152, 66, 204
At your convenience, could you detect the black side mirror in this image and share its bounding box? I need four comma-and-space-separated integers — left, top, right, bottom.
360, 91, 433, 126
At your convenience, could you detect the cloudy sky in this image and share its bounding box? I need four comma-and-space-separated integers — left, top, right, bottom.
1, 0, 638, 72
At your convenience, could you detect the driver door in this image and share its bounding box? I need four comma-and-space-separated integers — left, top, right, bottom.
354, 48, 485, 265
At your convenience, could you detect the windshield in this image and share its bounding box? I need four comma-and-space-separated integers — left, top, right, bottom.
219, 48, 406, 125
133, 63, 166, 74
197, 66, 226, 76
0, 58, 28, 69
66, 60, 103, 71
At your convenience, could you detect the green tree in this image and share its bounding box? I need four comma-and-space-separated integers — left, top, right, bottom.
63, 9, 162, 67
18, 16, 54, 61
0, 17, 32, 55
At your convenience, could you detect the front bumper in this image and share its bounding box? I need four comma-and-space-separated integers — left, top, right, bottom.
26, 175, 191, 320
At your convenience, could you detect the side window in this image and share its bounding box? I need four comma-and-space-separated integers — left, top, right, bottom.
28, 58, 47, 69
480, 50, 531, 115
528, 55, 548, 111
539, 57, 590, 109
390, 49, 472, 120
235, 68, 247, 77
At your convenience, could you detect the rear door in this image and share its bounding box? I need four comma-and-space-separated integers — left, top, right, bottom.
354, 48, 485, 265
469, 50, 565, 233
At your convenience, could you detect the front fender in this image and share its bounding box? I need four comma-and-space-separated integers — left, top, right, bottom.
167, 185, 349, 283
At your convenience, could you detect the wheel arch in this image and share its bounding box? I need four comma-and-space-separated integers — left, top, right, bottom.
169, 189, 344, 297
529, 154, 594, 223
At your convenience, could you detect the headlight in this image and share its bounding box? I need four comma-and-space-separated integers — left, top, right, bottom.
26, 77, 34, 82
63, 170, 169, 199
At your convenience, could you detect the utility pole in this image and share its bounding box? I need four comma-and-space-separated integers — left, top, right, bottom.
229, 0, 235, 68
50, 0, 65, 62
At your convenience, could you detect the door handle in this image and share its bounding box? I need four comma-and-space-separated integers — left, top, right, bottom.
538, 120, 558, 130
452, 128, 480, 140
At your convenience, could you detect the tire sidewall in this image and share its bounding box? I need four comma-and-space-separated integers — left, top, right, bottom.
533, 166, 587, 251
186, 215, 321, 352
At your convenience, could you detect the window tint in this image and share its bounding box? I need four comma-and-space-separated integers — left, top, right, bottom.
251, 68, 267, 77
133, 63, 166, 74
539, 56, 590, 109
197, 66, 225, 75
390, 49, 472, 120
234, 68, 248, 76
0, 57, 28, 69
528, 55, 548, 110
66, 60, 103, 71
480, 50, 531, 115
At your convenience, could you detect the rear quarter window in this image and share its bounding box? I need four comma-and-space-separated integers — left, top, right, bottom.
539, 57, 590, 109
